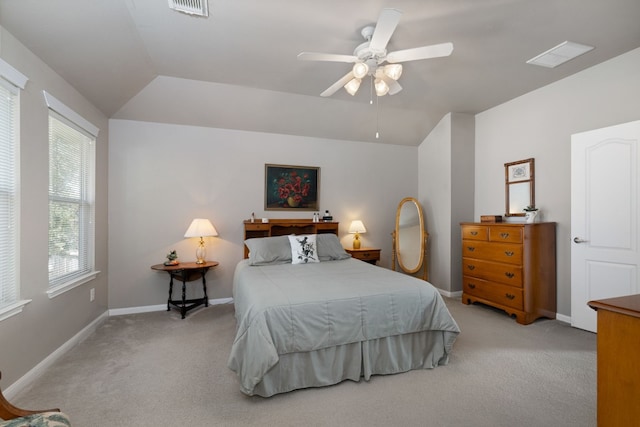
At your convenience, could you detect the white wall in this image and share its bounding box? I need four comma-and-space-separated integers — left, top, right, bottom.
0, 27, 109, 388
419, 113, 474, 293
475, 47, 640, 317
108, 120, 418, 309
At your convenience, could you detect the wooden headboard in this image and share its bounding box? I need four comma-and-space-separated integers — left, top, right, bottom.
243, 219, 339, 258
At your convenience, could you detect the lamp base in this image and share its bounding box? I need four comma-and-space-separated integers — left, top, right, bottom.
195, 239, 206, 264
353, 234, 361, 249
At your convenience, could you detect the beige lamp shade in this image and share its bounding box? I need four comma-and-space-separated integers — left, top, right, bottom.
184, 218, 218, 264
348, 220, 367, 234
184, 218, 218, 238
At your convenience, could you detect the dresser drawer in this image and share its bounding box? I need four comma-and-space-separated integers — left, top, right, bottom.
244, 223, 270, 231
463, 277, 524, 310
462, 225, 488, 241
350, 249, 380, 262
489, 226, 523, 243
462, 258, 523, 287
462, 240, 523, 265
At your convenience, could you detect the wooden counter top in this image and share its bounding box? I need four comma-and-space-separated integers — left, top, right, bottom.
588, 294, 640, 319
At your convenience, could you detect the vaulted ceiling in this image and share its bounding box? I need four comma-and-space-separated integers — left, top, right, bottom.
1, 0, 639, 145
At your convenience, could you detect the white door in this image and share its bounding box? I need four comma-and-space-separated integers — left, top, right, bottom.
571, 120, 640, 332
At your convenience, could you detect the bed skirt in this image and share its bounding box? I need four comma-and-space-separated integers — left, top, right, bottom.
250, 329, 451, 397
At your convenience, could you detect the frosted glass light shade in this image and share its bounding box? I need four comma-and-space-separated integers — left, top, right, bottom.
352, 62, 369, 79
344, 78, 362, 96
374, 78, 389, 96
383, 64, 403, 80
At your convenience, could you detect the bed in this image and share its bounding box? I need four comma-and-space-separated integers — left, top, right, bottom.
227, 226, 460, 397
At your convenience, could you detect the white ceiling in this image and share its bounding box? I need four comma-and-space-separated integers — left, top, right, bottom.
1, 0, 639, 146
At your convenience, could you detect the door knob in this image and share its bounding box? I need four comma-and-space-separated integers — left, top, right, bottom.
573, 237, 588, 244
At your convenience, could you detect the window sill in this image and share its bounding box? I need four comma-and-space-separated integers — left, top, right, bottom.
0, 299, 32, 322
47, 270, 100, 299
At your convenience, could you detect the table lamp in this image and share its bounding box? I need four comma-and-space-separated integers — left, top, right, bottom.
184, 218, 218, 264
348, 220, 367, 249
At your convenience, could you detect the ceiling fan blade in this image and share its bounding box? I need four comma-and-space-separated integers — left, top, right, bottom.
297, 52, 358, 63
386, 42, 454, 63
369, 8, 402, 53
320, 71, 355, 97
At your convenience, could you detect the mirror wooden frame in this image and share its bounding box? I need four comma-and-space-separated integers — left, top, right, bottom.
504, 158, 535, 217
391, 197, 428, 280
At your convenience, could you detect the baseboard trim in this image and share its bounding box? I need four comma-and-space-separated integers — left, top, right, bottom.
108, 297, 234, 316
556, 313, 571, 324
4, 310, 109, 400
438, 289, 463, 299
6, 298, 235, 398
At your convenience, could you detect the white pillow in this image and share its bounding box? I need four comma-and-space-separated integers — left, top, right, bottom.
288, 234, 319, 264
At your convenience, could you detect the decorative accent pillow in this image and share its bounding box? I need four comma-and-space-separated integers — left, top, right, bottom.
245, 236, 292, 265
317, 233, 351, 261
288, 234, 319, 264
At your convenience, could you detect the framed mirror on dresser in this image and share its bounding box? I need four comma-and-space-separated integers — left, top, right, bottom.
505, 158, 535, 217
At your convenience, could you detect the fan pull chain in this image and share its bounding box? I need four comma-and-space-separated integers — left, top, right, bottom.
375, 94, 380, 139
369, 76, 374, 105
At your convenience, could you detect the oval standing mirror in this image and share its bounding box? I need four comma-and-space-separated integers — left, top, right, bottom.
505, 158, 535, 216
392, 197, 428, 280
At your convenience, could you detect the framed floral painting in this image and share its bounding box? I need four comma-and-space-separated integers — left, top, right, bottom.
265, 164, 320, 211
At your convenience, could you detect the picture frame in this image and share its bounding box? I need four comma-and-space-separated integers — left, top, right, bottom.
265, 164, 320, 211
506, 158, 532, 183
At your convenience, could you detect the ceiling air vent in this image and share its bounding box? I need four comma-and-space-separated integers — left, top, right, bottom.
526, 41, 594, 68
168, 0, 208, 17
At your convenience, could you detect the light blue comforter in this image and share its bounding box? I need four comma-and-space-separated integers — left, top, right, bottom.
228, 258, 460, 395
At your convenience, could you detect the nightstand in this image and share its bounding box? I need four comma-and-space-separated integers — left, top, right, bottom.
345, 248, 380, 265
151, 261, 219, 319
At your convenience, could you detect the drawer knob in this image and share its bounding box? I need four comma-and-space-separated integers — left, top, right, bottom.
470, 231, 478, 236
468, 283, 476, 289
505, 293, 515, 300
504, 251, 514, 257
505, 272, 514, 278
467, 265, 476, 270
500, 232, 510, 239
467, 247, 475, 252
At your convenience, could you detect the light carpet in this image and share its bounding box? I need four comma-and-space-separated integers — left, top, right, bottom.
12, 297, 596, 426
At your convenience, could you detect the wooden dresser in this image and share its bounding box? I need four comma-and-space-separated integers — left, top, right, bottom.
243, 219, 339, 258
460, 222, 556, 325
588, 294, 640, 427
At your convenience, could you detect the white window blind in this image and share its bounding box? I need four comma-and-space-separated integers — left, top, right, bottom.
48, 111, 96, 288
0, 79, 18, 309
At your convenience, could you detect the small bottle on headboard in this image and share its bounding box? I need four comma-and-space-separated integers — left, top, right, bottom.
250, 212, 255, 223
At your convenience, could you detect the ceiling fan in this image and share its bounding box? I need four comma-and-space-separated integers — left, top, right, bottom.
297, 8, 453, 98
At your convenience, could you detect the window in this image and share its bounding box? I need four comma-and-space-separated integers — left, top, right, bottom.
46, 92, 98, 296
0, 59, 28, 321
0, 79, 19, 311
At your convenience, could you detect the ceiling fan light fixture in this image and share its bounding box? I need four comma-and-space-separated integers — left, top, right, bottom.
383, 64, 403, 80
374, 78, 389, 96
352, 63, 369, 79
344, 78, 362, 96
